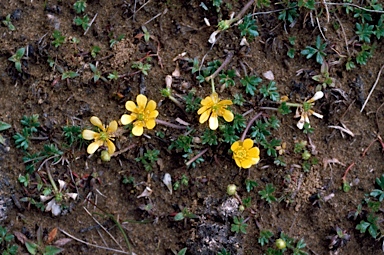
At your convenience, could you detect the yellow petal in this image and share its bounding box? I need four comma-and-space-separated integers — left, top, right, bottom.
106, 139, 116, 155
125, 101, 137, 112
231, 141, 240, 151
107, 120, 118, 133
248, 147, 260, 158
200, 96, 213, 106
146, 119, 156, 129
199, 109, 211, 124
218, 99, 233, 106
132, 125, 144, 136
148, 110, 159, 119
137, 94, 148, 109
82, 130, 98, 140
146, 100, 157, 112
241, 159, 253, 169
234, 157, 242, 168
90, 116, 104, 130
222, 110, 234, 122
87, 140, 103, 154
243, 138, 254, 149
121, 114, 136, 125
197, 105, 210, 115
209, 115, 219, 130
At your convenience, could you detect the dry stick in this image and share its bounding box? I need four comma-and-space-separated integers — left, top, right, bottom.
185, 148, 208, 167
334, 14, 350, 57
204, 51, 234, 82
84, 13, 98, 36
325, 2, 384, 14
321, 0, 330, 23
156, 119, 188, 129
59, 228, 134, 255
83, 207, 124, 251
240, 112, 263, 141
130, 0, 151, 20
341, 162, 355, 183
360, 64, 384, 112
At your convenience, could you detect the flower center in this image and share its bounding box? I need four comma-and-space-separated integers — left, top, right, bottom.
137, 113, 145, 121
236, 148, 247, 159
99, 131, 109, 141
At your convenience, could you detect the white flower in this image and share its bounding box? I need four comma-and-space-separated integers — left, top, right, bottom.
295, 91, 324, 129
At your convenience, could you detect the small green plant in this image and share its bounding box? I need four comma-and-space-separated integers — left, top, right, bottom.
62, 125, 83, 147
131, 61, 151, 75
89, 63, 106, 82
18, 173, 30, 187
2, 14, 15, 31
201, 129, 218, 146
90, 45, 100, 58
240, 75, 262, 96
141, 26, 151, 42
74, 15, 89, 31
173, 247, 187, 255
233, 93, 245, 106
259, 183, 277, 203
356, 213, 380, 239
136, 149, 160, 171
22, 226, 64, 255
74, 0, 87, 13
356, 22, 374, 43
238, 14, 259, 39
370, 174, 384, 201
52, 30, 66, 48
108, 70, 119, 81
13, 114, 40, 151
301, 35, 327, 65
217, 248, 231, 255
61, 71, 79, 80
287, 36, 296, 58
311, 62, 335, 91
174, 208, 198, 221
245, 179, 258, 193
184, 92, 201, 113
219, 69, 236, 88
260, 81, 280, 101
109, 34, 125, 48
196, 60, 221, 83
278, 2, 299, 24
0, 226, 18, 255
356, 44, 374, 65
231, 216, 248, 234
8, 47, 25, 73
258, 229, 274, 246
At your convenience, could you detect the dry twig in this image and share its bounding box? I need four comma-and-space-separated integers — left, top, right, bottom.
360, 64, 384, 112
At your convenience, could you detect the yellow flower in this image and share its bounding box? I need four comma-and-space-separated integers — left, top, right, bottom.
197, 92, 234, 130
231, 138, 260, 169
121, 94, 159, 136
82, 116, 117, 155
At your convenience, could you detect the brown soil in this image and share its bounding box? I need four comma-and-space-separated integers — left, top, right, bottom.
0, 1, 384, 255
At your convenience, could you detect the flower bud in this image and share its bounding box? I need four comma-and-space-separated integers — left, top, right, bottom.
275, 238, 286, 249
227, 184, 237, 196
100, 150, 111, 162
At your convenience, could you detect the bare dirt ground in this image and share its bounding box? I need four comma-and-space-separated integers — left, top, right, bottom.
0, 0, 384, 255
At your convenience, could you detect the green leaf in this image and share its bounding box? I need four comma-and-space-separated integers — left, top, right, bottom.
0, 121, 11, 131
356, 221, 370, 233
44, 245, 64, 255
25, 242, 38, 255
174, 212, 184, 221
177, 248, 187, 255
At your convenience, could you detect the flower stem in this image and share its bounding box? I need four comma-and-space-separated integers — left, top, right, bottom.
46, 166, 58, 193
156, 119, 187, 129
186, 148, 208, 167
241, 112, 263, 142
